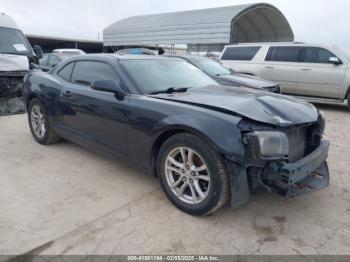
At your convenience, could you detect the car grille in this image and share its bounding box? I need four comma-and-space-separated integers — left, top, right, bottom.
284, 126, 307, 163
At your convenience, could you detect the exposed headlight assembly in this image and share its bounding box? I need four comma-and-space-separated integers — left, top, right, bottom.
253, 131, 289, 159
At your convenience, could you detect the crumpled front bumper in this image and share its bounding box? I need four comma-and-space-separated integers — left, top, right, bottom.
272, 140, 330, 198
225, 140, 330, 209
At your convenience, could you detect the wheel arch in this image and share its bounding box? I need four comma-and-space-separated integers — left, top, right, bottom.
26, 93, 38, 109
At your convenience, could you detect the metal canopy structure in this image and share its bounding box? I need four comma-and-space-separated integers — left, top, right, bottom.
103, 3, 294, 52
26, 34, 103, 53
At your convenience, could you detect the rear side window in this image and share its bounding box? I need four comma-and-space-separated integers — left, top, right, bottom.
221, 46, 260, 61
266, 47, 302, 62
71, 61, 119, 86
304, 47, 337, 63
57, 62, 75, 81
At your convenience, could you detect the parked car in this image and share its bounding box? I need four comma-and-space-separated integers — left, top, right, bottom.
169, 55, 280, 93
220, 43, 350, 109
0, 12, 43, 115
53, 48, 85, 55
39, 52, 81, 71
23, 54, 330, 216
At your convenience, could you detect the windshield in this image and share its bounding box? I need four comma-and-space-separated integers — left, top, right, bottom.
190, 57, 233, 76
120, 59, 218, 94
0, 27, 33, 57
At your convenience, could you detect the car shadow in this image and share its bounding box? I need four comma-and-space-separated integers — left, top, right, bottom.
311, 102, 349, 112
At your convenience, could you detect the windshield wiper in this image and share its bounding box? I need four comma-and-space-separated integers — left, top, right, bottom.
149, 87, 189, 95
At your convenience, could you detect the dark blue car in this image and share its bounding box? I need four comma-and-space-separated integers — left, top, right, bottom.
22, 54, 330, 216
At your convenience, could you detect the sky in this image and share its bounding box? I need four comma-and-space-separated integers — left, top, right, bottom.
1, 0, 350, 52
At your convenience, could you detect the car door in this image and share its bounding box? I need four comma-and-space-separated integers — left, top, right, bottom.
59, 60, 129, 156
296, 47, 346, 98
263, 46, 302, 95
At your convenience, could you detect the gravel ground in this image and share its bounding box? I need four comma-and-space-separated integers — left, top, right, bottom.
0, 104, 349, 256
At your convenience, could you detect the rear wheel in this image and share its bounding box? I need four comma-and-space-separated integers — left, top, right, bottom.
28, 98, 60, 145
157, 133, 230, 216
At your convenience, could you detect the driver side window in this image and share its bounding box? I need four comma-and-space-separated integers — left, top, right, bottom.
71, 61, 120, 86
304, 47, 338, 64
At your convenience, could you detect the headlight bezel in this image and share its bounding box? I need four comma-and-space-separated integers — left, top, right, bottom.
250, 131, 289, 160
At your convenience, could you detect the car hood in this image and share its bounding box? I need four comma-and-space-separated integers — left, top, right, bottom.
151, 85, 318, 126
218, 73, 276, 89
0, 53, 29, 71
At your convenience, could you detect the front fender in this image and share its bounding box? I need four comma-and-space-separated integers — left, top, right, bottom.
153, 113, 249, 208
154, 112, 245, 165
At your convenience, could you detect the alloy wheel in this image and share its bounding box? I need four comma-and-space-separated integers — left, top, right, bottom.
31, 104, 46, 138
164, 146, 210, 205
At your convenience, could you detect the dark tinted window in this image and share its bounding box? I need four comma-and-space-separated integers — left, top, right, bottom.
71, 61, 119, 86
304, 47, 337, 63
57, 62, 75, 81
221, 46, 260, 61
266, 47, 302, 62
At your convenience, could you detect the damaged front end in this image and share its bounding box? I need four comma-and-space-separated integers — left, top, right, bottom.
232, 112, 330, 207
0, 71, 26, 115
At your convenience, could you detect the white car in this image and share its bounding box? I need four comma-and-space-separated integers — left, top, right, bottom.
53, 48, 85, 55
220, 43, 350, 109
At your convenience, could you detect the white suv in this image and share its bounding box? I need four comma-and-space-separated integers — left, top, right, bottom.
220, 43, 350, 109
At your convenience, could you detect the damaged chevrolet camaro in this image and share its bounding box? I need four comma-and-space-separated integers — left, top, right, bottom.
23, 55, 330, 216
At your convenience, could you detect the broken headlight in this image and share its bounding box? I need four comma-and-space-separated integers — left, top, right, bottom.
252, 131, 289, 159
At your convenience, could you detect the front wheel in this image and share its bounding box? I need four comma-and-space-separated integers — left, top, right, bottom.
157, 133, 230, 216
28, 98, 60, 145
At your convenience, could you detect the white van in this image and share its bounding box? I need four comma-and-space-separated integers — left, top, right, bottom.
220, 43, 350, 109
0, 12, 43, 114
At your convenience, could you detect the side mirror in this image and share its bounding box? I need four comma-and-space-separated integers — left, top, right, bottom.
329, 57, 342, 65
32, 45, 43, 59
91, 80, 126, 99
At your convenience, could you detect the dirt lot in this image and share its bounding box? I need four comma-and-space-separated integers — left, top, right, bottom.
0, 104, 350, 256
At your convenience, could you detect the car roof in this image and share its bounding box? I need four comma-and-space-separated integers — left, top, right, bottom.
52, 53, 185, 73
223, 42, 333, 48
63, 53, 184, 61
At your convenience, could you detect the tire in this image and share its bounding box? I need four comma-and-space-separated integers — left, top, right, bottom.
347, 93, 350, 110
28, 98, 60, 145
157, 133, 230, 216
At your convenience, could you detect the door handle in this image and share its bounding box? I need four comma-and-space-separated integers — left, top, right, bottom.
63, 90, 72, 97
301, 68, 312, 71
265, 66, 274, 69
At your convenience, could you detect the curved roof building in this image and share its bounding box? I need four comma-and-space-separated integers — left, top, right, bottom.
103, 3, 294, 51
